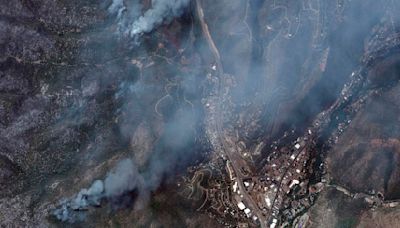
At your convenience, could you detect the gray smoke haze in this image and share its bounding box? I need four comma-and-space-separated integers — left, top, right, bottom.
104, 158, 142, 197
54, 1, 198, 222
129, 0, 190, 36
53, 99, 199, 222
54, 159, 142, 222
108, 0, 125, 18
53, 180, 104, 222
108, 0, 143, 35
54, 102, 199, 222
108, 0, 191, 36
52, 0, 400, 225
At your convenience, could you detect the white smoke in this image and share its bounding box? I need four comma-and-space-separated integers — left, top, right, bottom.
108, 0, 191, 37
71, 180, 104, 210
53, 159, 142, 223
108, 0, 142, 35
53, 180, 103, 222
54, 1, 193, 222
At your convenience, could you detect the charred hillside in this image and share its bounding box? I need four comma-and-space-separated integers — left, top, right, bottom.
1, 0, 400, 227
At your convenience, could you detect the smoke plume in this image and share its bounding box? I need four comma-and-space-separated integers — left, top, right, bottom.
53, 0, 198, 222
108, 0, 191, 36
53, 159, 142, 223
104, 158, 142, 197
46, 0, 400, 226
53, 101, 199, 222
108, 0, 143, 35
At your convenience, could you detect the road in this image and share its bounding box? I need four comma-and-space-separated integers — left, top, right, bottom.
195, 0, 268, 227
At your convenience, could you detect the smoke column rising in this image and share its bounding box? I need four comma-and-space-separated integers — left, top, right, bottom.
108, 0, 143, 34
103, 158, 142, 197
108, 0, 191, 36
53, 0, 196, 223
129, 0, 190, 36
53, 105, 198, 222
53, 159, 143, 222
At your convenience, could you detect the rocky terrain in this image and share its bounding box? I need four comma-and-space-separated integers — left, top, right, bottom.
1, 0, 400, 227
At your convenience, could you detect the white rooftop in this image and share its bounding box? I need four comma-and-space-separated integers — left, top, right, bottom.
244, 208, 251, 215
237, 202, 246, 210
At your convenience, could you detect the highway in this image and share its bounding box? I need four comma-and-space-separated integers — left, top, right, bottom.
195, 0, 268, 226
